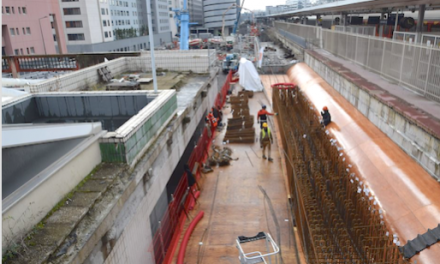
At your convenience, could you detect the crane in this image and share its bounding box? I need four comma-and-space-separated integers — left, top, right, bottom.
222, 4, 255, 40
173, 0, 192, 50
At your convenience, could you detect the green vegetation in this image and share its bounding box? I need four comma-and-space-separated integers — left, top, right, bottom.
2, 164, 103, 263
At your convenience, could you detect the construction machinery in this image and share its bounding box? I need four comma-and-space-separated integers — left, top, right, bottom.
222, 53, 240, 74
173, 0, 192, 50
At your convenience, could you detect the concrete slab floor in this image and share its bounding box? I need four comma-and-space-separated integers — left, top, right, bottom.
172, 92, 305, 264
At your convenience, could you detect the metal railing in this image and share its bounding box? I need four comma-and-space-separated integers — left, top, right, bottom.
334, 25, 376, 36
274, 21, 440, 103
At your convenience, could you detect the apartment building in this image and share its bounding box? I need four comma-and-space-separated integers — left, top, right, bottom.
1, 0, 67, 56
285, 0, 311, 10
59, 0, 172, 53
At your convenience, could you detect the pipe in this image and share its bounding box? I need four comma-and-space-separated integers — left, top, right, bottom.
2, 78, 46, 87
176, 211, 205, 264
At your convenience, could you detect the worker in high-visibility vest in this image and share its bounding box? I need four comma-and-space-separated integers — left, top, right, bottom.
260, 122, 274, 162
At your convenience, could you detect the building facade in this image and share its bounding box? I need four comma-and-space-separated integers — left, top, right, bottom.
2, 0, 67, 56
58, 0, 172, 53
203, 0, 240, 35
285, 0, 311, 10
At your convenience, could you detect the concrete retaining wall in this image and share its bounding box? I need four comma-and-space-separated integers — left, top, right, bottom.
99, 90, 178, 166
305, 53, 440, 180
26, 50, 217, 93
127, 49, 217, 73
66, 72, 220, 264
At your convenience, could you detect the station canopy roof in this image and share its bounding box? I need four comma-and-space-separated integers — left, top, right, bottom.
270, 0, 440, 17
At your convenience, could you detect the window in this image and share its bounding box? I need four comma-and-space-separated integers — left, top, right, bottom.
105, 32, 109, 38
169, 14, 172, 17
22, 7, 26, 14
103, 20, 107, 27
22, 28, 25, 34
14, 49, 19, 55
26, 27, 31, 34
10, 28, 15, 36
51, 22, 54, 28
18, 7, 21, 14
65, 21, 83, 28
30, 47, 35, 54
5, 7, 10, 14
16, 28, 19, 35
53, 34, 57, 41
20, 48, 23, 55
67, 33, 85, 40
12, 7, 15, 14
101, 8, 105, 15
63, 8, 81, 15
2, 7, 4, 14
26, 48, 30, 54
109, 31, 112, 37
106, 9, 108, 15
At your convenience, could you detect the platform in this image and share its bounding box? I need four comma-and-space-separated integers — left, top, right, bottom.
175, 91, 305, 263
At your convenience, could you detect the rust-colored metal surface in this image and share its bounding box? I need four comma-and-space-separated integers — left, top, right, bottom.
275, 63, 440, 263
178, 92, 304, 264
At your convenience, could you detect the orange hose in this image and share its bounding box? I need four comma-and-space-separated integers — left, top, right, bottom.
176, 211, 205, 264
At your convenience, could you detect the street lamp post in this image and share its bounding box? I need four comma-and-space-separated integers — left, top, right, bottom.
39, 16, 48, 55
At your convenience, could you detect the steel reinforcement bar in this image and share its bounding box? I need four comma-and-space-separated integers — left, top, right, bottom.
273, 87, 408, 264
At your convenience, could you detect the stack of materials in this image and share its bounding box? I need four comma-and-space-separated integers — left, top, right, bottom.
224, 93, 255, 143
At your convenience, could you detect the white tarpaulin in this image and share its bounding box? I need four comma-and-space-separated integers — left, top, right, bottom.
238, 58, 264, 92
257, 47, 265, 68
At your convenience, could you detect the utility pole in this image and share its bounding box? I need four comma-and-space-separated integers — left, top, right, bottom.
146, 0, 158, 92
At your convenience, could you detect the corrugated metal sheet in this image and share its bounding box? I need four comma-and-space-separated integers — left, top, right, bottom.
400, 224, 440, 258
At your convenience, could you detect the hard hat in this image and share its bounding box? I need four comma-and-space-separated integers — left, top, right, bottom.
262, 105, 267, 109
323, 106, 328, 111
262, 123, 268, 128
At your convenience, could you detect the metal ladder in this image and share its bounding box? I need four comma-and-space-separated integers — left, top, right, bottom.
236, 232, 280, 264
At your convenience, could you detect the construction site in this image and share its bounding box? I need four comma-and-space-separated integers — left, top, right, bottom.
3, 0, 440, 264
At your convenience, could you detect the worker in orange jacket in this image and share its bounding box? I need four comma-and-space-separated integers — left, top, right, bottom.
205, 111, 217, 129
257, 105, 277, 129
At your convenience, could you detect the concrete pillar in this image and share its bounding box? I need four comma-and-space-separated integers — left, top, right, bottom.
51, 14, 65, 54
393, 10, 399, 38
8, 57, 19, 78
416, 4, 425, 43
379, 12, 385, 38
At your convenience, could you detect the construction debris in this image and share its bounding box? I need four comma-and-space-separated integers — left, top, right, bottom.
208, 145, 238, 167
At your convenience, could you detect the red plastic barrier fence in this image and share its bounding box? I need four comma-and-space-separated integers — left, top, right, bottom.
150, 70, 232, 264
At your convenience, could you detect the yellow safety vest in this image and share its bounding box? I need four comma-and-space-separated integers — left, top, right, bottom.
262, 128, 271, 139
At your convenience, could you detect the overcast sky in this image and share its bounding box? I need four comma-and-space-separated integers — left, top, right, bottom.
241, 0, 319, 11
242, 0, 287, 11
